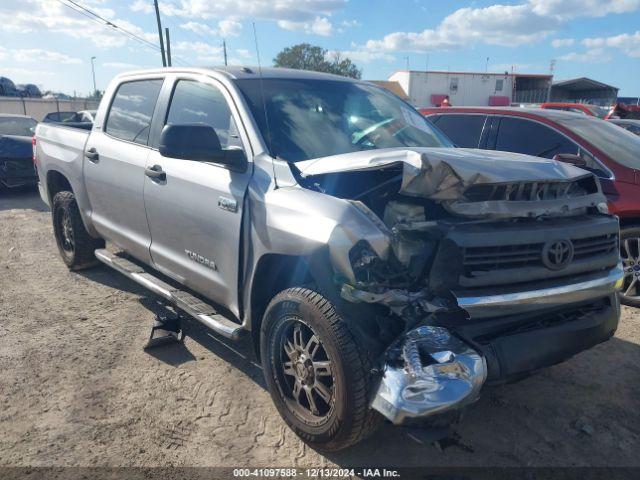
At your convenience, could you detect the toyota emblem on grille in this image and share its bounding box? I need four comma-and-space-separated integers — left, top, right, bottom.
542, 239, 574, 270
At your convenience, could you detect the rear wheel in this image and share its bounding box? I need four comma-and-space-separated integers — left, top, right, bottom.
52, 191, 104, 270
260, 287, 381, 451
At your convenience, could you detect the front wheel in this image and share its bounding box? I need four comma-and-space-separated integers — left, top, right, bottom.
52, 191, 104, 270
620, 226, 640, 307
260, 288, 381, 451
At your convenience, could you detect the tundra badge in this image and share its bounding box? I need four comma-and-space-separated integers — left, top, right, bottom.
185, 250, 217, 270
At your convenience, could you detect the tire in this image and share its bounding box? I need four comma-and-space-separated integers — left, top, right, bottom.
52, 191, 104, 270
260, 287, 382, 451
620, 225, 640, 307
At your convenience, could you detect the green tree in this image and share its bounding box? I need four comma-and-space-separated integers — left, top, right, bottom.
273, 43, 362, 79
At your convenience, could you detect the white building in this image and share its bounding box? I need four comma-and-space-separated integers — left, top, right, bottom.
387, 70, 553, 108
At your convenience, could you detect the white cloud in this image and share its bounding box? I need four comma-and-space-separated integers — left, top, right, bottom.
149, 0, 347, 22
551, 38, 575, 47
330, 49, 395, 64
180, 21, 216, 36
582, 31, 640, 57
180, 19, 242, 38
341, 19, 361, 28
11, 49, 82, 64
236, 49, 252, 59
130, 0, 153, 14
353, 0, 640, 57
0, 0, 157, 50
102, 62, 148, 70
217, 19, 242, 37
530, 0, 640, 18
278, 17, 333, 36
174, 41, 224, 62
559, 47, 611, 62
0, 46, 81, 65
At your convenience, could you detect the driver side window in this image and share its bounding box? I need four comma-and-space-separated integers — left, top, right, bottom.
166, 80, 242, 150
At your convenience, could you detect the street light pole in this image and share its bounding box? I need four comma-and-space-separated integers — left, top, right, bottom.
91, 56, 97, 97
153, 0, 167, 67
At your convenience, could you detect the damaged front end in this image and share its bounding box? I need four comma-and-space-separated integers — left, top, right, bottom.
295, 147, 618, 425
371, 326, 486, 425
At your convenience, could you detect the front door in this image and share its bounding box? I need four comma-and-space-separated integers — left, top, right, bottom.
143, 77, 252, 318
84, 78, 164, 263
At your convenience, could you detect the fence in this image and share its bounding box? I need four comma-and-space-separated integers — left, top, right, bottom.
0, 97, 100, 121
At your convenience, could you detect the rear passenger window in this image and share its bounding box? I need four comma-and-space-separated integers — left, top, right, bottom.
106, 79, 163, 145
166, 80, 241, 150
432, 114, 486, 148
495, 117, 578, 158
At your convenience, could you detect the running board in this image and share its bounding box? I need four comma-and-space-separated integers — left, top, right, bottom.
95, 249, 244, 340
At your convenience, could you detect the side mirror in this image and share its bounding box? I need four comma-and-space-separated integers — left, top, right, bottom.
159, 124, 247, 172
553, 153, 587, 168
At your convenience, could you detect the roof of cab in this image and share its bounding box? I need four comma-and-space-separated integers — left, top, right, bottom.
115, 66, 358, 82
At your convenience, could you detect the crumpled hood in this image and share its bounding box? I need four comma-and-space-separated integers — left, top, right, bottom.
297, 147, 606, 219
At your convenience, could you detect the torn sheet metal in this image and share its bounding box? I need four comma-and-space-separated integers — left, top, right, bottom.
370, 325, 487, 424
297, 147, 606, 218
340, 284, 448, 316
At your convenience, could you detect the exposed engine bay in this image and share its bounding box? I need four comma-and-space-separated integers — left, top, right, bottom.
293, 148, 619, 423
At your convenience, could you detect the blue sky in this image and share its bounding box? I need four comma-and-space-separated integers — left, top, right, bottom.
0, 0, 639, 96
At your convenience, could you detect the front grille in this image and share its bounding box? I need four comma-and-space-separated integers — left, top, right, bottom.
464, 177, 598, 203
463, 233, 617, 274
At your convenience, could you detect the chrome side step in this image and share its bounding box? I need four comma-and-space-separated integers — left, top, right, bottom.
95, 249, 244, 340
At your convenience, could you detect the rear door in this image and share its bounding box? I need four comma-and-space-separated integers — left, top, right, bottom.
143, 75, 252, 318
426, 114, 488, 148
84, 77, 163, 263
490, 116, 580, 158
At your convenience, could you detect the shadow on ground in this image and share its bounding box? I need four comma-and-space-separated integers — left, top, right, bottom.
75, 236, 640, 467
0, 186, 48, 212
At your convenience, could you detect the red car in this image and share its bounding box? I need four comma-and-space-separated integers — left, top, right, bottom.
420, 106, 640, 306
540, 102, 612, 119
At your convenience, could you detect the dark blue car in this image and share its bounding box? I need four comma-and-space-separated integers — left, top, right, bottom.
0, 114, 38, 189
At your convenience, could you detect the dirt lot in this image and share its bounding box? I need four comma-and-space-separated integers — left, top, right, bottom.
1, 187, 639, 469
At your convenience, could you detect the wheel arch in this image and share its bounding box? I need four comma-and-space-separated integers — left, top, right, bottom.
249, 253, 315, 359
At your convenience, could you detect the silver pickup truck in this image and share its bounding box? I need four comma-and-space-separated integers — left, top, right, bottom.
35, 67, 623, 451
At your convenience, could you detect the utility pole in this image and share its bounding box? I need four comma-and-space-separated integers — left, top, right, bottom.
165, 28, 172, 66
153, 0, 167, 67
223, 40, 228, 66
405, 56, 410, 70
485, 56, 490, 73
90, 56, 97, 97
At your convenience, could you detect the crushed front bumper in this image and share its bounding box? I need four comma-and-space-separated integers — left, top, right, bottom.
370, 266, 623, 425
370, 326, 486, 425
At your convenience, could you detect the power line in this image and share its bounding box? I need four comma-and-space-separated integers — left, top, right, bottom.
53, 0, 191, 66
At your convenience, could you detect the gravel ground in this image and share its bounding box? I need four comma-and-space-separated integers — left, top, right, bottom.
1, 187, 639, 469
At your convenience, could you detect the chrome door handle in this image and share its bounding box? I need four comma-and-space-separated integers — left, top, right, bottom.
145, 164, 166, 181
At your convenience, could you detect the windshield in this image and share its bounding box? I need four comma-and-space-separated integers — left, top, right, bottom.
556, 116, 640, 169
235, 78, 452, 162
0, 117, 37, 136
584, 105, 610, 119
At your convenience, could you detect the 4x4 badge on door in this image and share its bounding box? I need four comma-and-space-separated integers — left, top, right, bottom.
218, 196, 237, 213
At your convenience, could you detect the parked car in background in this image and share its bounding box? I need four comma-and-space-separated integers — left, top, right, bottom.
35, 67, 622, 450
0, 114, 38, 189
0, 76, 20, 97
541, 102, 611, 119
421, 106, 640, 306
16, 83, 42, 98
609, 118, 640, 136
609, 103, 640, 120
42, 110, 94, 130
